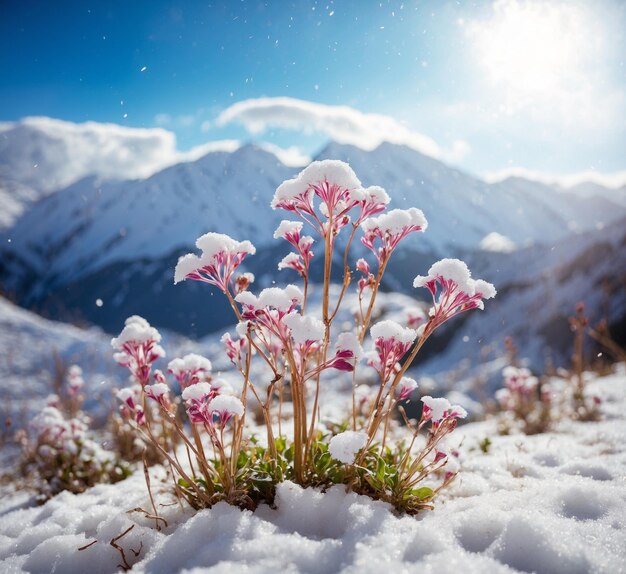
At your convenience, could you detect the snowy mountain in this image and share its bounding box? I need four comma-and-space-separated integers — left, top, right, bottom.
1, 135, 625, 366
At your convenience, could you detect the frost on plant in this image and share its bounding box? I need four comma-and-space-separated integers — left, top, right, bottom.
113, 159, 496, 513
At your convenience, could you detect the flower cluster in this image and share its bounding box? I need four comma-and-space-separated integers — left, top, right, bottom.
21, 395, 128, 500
413, 259, 496, 329
112, 159, 496, 514
111, 315, 165, 386
496, 366, 551, 435
174, 232, 256, 293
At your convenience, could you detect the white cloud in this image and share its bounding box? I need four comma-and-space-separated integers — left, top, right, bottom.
483, 167, 626, 190
0, 117, 310, 192
214, 97, 471, 163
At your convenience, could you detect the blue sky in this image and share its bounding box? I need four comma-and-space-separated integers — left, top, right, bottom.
1, 0, 625, 180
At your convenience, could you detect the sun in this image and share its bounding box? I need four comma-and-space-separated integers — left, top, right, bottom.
464, 0, 592, 109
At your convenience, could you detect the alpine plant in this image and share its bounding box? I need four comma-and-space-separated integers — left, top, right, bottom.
112, 160, 496, 513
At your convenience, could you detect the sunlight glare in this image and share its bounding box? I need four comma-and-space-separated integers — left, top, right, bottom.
465, 1, 592, 108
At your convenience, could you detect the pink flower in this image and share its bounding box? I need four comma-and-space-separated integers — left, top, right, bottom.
361, 208, 427, 264
111, 316, 164, 386
421, 395, 468, 424
168, 353, 213, 389
208, 395, 245, 426
174, 232, 256, 292
397, 377, 419, 401
413, 259, 496, 328
66, 365, 84, 396
370, 320, 417, 381
235, 285, 303, 340
354, 186, 390, 224
145, 382, 170, 408
327, 332, 362, 372
271, 160, 363, 237
222, 331, 247, 366
116, 387, 145, 425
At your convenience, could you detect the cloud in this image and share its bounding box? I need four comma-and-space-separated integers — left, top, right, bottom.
0, 117, 306, 192
214, 97, 471, 163
483, 167, 626, 190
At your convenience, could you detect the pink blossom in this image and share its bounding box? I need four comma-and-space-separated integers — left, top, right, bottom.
116, 387, 145, 425
235, 285, 303, 340
327, 332, 362, 372
208, 395, 245, 426
370, 320, 417, 381
397, 377, 419, 401
111, 316, 164, 386
361, 208, 427, 263
66, 364, 84, 396
174, 232, 256, 292
168, 353, 213, 389
413, 259, 496, 328
271, 160, 363, 237
222, 331, 247, 366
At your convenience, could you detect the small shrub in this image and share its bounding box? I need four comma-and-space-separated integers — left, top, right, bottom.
19, 366, 130, 501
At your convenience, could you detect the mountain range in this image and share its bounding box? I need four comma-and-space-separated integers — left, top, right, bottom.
1, 118, 625, 371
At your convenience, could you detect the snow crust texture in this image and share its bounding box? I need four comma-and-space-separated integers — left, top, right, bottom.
1, 372, 625, 574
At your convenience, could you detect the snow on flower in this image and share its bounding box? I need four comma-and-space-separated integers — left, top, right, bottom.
182, 382, 212, 402
327, 332, 362, 371
66, 364, 84, 395
168, 353, 213, 389
271, 160, 363, 236
420, 396, 467, 423
354, 185, 390, 224
208, 394, 245, 424
413, 258, 496, 327
421, 396, 451, 422
278, 252, 306, 275
115, 386, 145, 424
397, 377, 419, 401
284, 312, 325, 346
145, 382, 170, 406
369, 320, 417, 380
111, 316, 164, 386
361, 207, 427, 263
329, 430, 368, 464
222, 331, 246, 366
174, 232, 256, 291
274, 220, 303, 241
236, 285, 303, 313
236, 285, 304, 341
405, 306, 427, 329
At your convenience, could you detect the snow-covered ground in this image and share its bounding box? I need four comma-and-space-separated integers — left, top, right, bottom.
1, 367, 624, 574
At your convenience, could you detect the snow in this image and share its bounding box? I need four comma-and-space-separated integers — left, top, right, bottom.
328, 430, 368, 464
111, 315, 162, 348
284, 313, 325, 345
361, 207, 428, 235
2, 370, 625, 573
181, 382, 212, 401
167, 354, 212, 378
421, 395, 453, 422
271, 159, 362, 211
235, 285, 303, 312
208, 395, 244, 417
480, 231, 516, 253
414, 258, 473, 293
370, 319, 417, 345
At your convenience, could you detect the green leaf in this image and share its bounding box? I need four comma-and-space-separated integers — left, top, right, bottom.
411, 486, 434, 500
